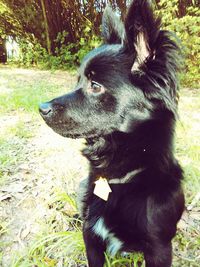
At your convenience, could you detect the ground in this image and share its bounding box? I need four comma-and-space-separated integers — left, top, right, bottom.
0, 65, 199, 267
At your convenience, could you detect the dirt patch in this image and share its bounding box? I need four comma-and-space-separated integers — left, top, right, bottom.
0, 66, 86, 265
1, 121, 88, 265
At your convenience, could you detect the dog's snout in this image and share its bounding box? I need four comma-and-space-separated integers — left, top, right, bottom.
39, 102, 52, 116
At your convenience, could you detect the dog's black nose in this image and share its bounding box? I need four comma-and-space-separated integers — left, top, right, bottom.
39, 102, 52, 116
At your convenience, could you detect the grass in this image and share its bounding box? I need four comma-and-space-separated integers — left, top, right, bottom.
0, 66, 199, 267
0, 75, 65, 115
176, 91, 200, 201
0, 67, 74, 184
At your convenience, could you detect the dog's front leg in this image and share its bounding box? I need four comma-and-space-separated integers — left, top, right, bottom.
144, 242, 172, 267
77, 178, 89, 219
83, 227, 106, 267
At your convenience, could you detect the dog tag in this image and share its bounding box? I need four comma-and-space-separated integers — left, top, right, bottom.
94, 178, 112, 201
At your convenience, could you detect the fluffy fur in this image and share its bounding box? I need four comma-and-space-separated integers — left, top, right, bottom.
39, 1, 185, 266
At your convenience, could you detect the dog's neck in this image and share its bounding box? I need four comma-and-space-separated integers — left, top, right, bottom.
82, 117, 175, 180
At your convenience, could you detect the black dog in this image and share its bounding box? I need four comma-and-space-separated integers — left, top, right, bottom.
39, 1, 185, 266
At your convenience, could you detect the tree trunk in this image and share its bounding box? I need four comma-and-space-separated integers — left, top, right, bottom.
0, 38, 7, 63
116, 0, 127, 20
40, 0, 51, 54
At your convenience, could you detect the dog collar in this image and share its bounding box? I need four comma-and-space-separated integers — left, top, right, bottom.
93, 168, 145, 201
109, 168, 145, 184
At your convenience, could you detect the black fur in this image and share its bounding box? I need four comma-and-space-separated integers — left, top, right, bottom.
39, 1, 185, 266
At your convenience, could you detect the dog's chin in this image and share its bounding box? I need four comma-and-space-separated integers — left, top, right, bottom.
48, 125, 102, 140
43, 119, 112, 139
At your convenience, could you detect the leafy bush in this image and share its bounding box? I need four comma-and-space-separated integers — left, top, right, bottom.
17, 38, 48, 67
17, 28, 101, 70
156, 0, 200, 87
15, 1, 199, 87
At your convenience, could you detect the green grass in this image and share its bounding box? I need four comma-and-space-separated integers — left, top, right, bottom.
0, 119, 35, 185
12, 230, 86, 267
176, 91, 200, 201
0, 67, 199, 267
0, 77, 65, 115
10, 193, 144, 267
0, 67, 74, 185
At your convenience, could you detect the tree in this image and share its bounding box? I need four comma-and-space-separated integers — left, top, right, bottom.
0, 37, 7, 62
0, 0, 199, 86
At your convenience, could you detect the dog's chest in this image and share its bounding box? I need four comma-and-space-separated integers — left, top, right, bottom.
93, 217, 123, 256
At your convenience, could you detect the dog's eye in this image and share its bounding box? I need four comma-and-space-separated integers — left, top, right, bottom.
88, 81, 105, 94
91, 81, 102, 93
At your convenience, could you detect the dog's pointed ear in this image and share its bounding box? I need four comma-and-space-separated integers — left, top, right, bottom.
102, 6, 125, 44
124, 0, 161, 71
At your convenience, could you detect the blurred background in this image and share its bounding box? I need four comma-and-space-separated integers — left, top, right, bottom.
0, 0, 199, 87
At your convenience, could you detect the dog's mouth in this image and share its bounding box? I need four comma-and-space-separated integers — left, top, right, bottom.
57, 131, 101, 139
41, 116, 101, 140
39, 104, 81, 138
39, 102, 113, 140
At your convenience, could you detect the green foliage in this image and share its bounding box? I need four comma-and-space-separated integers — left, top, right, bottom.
17, 29, 101, 70
2, 0, 199, 87
17, 39, 44, 67
16, 3, 200, 86
156, 0, 200, 87
75, 26, 101, 63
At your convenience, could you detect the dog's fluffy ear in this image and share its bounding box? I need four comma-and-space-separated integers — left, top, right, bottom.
102, 6, 125, 44
124, 0, 161, 71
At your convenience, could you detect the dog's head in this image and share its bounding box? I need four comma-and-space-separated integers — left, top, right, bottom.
39, 0, 180, 139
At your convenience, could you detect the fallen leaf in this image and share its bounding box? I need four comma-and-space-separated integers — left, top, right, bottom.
20, 224, 31, 240
0, 193, 12, 201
